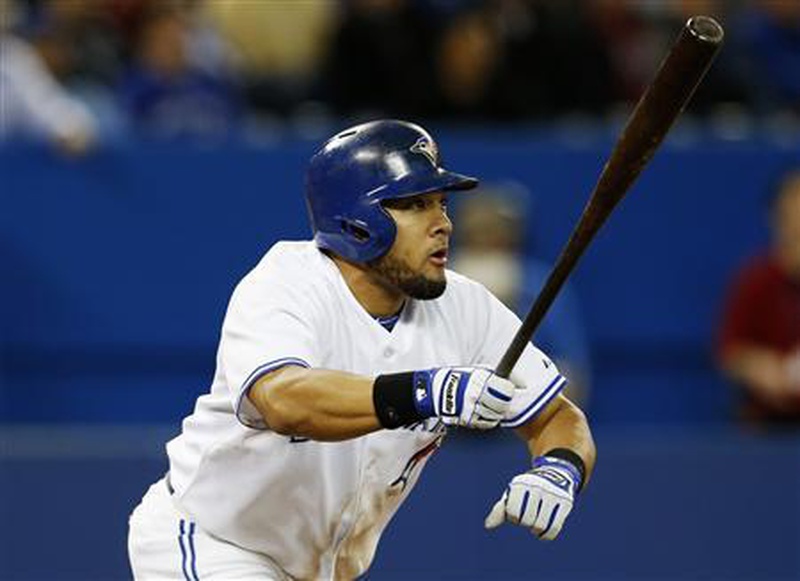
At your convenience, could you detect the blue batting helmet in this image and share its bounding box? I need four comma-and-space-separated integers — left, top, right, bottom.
305, 120, 478, 263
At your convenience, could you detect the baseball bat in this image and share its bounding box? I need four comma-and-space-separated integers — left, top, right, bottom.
495, 16, 724, 379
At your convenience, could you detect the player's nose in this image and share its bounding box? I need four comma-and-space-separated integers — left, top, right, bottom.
431, 208, 453, 238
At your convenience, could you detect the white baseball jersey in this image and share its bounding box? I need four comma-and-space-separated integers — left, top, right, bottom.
165, 241, 565, 580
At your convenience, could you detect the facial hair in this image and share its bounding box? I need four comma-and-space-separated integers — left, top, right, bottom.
368, 252, 446, 300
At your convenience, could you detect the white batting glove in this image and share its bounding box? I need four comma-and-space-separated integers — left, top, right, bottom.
484, 455, 582, 540
413, 367, 514, 429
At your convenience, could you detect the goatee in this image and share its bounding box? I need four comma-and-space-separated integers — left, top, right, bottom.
368, 254, 446, 300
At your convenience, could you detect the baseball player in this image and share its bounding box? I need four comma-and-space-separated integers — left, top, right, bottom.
128, 120, 596, 580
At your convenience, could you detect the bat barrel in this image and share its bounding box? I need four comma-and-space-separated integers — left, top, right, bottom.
494, 16, 724, 380
688, 16, 724, 44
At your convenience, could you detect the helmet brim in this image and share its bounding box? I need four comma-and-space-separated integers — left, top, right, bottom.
372, 168, 478, 201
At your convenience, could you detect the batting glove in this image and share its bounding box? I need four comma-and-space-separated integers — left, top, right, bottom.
413, 367, 514, 429
484, 455, 582, 540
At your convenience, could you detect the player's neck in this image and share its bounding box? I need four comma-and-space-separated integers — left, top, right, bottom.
332, 256, 406, 317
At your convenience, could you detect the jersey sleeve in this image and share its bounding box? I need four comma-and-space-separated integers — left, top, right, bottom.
470, 283, 567, 428
220, 264, 323, 430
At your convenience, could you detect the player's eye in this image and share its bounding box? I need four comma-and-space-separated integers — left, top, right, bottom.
383, 195, 447, 212
412, 198, 429, 210
383, 196, 428, 211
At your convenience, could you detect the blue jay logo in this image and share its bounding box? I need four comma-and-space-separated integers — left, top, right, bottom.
410, 137, 438, 166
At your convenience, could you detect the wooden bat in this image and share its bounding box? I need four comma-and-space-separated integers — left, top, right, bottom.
495, 16, 724, 379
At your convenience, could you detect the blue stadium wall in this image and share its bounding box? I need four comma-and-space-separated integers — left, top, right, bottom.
1, 131, 798, 579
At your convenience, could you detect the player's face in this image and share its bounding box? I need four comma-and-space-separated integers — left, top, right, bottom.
368, 192, 453, 300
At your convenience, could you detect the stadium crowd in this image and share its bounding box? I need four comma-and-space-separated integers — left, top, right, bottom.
1, 0, 798, 148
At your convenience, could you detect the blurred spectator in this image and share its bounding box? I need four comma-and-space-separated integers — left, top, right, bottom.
733, 0, 800, 114
717, 168, 800, 428
329, 0, 617, 122
35, 0, 124, 87
450, 184, 592, 405
483, 0, 615, 119
434, 0, 614, 121
431, 7, 507, 120
4, 0, 797, 135
202, 0, 335, 118
587, 0, 656, 106
0, 0, 98, 155
118, 4, 241, 139
588, 0, 750, 114
320, 0, 439, 118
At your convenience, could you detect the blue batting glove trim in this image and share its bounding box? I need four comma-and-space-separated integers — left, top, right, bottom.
487, 386, 512, 402
532, 455, 583, 493
519, 489, 531, 523
438, 369, 452, 415
538, 505, 560, 539
412, 369, 436, 418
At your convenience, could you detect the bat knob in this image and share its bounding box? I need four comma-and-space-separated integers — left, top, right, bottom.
687, 15, 724, 44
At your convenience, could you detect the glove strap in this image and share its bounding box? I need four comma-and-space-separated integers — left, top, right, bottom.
373, 372, 428, 429
536, 448, 586, 493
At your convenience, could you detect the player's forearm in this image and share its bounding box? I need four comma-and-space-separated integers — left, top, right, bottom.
248, 366, 381, 441
515, 395, 596, 486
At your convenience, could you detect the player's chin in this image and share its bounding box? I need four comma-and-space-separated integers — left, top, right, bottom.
403, 271, 446, 300
423, 264, 447, 285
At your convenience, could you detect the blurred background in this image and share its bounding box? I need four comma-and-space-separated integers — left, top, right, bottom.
1, 0, 799, 579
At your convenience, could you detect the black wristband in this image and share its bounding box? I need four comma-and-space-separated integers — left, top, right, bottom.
373, 372, 425, 429
543, 448, 587, 492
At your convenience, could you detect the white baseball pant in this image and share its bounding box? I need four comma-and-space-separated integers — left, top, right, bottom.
128, 478, 289, 580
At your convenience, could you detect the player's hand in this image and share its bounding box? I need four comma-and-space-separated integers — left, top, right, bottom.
483, 455, 581, 540
413, 366, 514, 429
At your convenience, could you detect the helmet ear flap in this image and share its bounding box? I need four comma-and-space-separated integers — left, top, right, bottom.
340, 218, 371, 243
